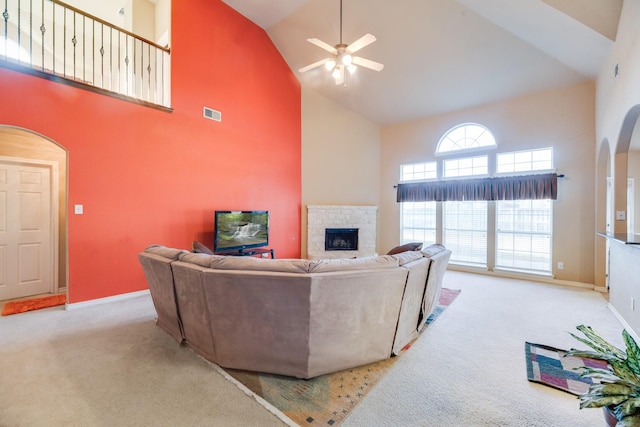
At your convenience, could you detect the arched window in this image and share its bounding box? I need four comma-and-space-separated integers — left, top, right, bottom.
436, 123, 496, 154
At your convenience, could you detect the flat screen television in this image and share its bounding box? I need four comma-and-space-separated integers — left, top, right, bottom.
213, 210, 269, 254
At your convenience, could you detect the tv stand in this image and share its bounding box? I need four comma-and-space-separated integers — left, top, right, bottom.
219, 248, 275, 259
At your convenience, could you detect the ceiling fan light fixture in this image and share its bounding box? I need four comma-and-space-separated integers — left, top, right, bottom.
332, 66, 342, 80
299, 0, 383, 86
325, 59, 336, 70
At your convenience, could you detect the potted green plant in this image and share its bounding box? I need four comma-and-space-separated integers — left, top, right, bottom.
567, 325, 640, 426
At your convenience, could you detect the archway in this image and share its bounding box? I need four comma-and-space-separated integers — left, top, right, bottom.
613, 105, 640, 234
0, 126, 68, 299
595, 138, 611, 288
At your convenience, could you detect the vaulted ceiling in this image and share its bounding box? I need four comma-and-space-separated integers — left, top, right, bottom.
222, 0, 622, 126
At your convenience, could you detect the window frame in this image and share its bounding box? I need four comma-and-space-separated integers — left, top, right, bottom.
398, 123, 555, 276
435, 123, 497, 156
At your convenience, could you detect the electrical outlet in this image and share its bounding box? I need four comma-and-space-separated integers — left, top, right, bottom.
261, 252, 268, 258
616, 210, 626, 220
557, 262, 564, 270
74, 204, 84, 215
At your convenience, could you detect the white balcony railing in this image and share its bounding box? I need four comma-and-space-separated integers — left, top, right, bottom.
1, 0, 171, 109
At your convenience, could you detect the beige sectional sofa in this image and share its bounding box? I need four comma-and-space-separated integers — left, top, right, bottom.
138, 244, 451, 379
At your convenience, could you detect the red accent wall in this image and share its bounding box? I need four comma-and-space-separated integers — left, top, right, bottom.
0, 0, 301, 303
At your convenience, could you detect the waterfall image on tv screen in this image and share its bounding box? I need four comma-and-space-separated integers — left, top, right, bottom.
214, 211, 269, 252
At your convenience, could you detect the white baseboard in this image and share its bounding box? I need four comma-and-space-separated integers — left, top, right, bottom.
608, 302, 640, 344
448, 265, 598, 291
66, 289, 150, 310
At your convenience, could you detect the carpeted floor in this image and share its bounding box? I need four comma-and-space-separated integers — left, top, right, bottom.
0, 271, 627, 426
223, 288, 460, 426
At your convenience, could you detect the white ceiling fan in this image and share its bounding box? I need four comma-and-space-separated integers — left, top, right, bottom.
298, 0, 384, 86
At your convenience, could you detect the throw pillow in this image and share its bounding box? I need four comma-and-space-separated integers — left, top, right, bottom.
421, 243, 446, 257
386, 242, 423, 255
192, 241, 214, 255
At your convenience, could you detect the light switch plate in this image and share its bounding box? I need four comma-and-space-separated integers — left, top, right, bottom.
74, 204, 84, 215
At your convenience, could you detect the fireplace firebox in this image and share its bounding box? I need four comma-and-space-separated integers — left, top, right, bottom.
325, 228, 359, 251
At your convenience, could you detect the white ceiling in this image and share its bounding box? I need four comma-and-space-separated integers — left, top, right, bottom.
222, 0, 621, 126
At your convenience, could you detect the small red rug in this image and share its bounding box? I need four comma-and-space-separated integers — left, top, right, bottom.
1, 294, 66, 316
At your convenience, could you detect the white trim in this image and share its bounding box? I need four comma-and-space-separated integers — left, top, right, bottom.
449, 265, 597, 290
608, 302, 640, 344
65, 289, 150, 310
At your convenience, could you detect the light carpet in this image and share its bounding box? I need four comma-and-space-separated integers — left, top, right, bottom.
0, 271, 627, 426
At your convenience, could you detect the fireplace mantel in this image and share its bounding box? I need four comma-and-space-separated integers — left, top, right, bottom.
307, 205, 377, 259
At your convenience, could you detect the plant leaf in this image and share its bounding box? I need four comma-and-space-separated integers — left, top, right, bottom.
615, 398, 640, 419
580, 394, 628, 409
575, 325, 626, 358
566, 349, 619, 363
624, 330, 640, 376
618, 415, 640, 427
587, 383, 634, 396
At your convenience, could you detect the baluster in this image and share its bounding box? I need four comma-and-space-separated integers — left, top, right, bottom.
28, 0, 31, 65
39, 0, 44, 70
99, 22, 104, 88
16, 0, 20, 62
3, 0, 8, 61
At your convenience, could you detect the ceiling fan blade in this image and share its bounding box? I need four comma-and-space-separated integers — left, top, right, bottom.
307, 38, 337, 54
352, 56, 384, 72
347, 33, 376, 53
299, 58, 330, 73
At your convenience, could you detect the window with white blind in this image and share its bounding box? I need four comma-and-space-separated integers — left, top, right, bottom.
399, 162, 437, 247
495, 148, 553, 274
496, 199, 552, 272
442, 154, 488, 266
400, 201, 437, 246
443, 200, 487, 266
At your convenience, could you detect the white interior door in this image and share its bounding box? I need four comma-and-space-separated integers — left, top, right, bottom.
0, 159, 55, 300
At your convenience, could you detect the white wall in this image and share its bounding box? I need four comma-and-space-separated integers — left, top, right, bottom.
301, 88, 381, 258
378, 81, 596, 284
597, 0, 640, 333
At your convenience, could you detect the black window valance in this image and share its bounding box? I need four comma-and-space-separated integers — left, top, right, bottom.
396, 173, 557, 202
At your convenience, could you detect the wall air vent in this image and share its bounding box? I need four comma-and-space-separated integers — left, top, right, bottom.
203, 107, 222, 122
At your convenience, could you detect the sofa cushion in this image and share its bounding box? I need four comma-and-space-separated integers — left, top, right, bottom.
192, 241, 214, 255
209, 256, 314, 273
144, 245, 188, 260
308, 255, 399, 273
386, 242, 423, 255
391, 250, 424, 266
421, 243, 447, 258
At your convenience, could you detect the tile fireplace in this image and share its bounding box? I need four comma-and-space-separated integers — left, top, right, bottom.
307, 205, 377, 259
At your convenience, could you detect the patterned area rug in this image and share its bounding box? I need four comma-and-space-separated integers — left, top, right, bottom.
524, 342, 608, 395
224, 288, 461, 426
